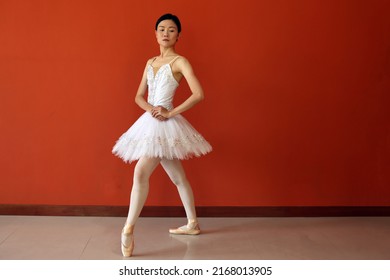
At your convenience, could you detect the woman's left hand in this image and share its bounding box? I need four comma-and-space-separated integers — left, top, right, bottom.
151, 106, 170, 120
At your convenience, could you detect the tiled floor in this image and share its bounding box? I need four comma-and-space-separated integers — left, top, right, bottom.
0, 216, 389, 260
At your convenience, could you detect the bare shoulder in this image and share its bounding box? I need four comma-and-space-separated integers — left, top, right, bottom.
175, 56, 190, 66
146, 56, 157, 65
174, 56, 195, 74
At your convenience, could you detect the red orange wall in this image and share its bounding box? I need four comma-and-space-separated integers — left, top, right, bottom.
1, 0, 389, 207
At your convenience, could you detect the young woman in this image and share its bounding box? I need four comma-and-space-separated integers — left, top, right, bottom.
112, 13, 212, 257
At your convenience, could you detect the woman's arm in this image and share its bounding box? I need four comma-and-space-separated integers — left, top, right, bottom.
134, 61, 154, 113
153, 57, 204, 119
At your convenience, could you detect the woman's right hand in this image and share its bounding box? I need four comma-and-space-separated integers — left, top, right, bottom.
150, 106, 168, 121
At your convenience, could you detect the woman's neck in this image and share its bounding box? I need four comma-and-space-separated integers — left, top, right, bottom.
159, 46, 177, 58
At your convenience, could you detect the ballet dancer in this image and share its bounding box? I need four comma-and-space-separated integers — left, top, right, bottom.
112, 13, 212, 257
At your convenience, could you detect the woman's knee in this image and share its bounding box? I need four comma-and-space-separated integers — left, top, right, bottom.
133, 158, 160, 182
133, 167, 150, 183
169, 173, 188, 187
161, 159, 188, 186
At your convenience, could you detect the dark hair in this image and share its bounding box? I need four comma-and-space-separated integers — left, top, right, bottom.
155, 13, 181, 33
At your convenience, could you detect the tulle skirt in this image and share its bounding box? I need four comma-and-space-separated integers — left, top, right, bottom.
112, 112, 212, 163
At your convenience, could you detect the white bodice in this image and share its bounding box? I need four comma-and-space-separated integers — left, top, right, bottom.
147, 63, 179, 111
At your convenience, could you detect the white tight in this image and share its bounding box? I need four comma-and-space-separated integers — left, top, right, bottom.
125, 157, 197, 226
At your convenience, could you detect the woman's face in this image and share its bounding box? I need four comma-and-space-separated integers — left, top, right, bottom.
155, 19, 179, 47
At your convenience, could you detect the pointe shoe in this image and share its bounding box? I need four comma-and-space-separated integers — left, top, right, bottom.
121, 226, 134, 257
169, 221, 201, 235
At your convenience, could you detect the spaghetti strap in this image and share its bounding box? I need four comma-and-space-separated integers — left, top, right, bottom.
150, 57, 158, 67
169, 56, 181, 66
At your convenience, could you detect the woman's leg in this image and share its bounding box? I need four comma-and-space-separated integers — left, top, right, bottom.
160, 159, 200, 234
125, 157, 161, 226
122, 157, 161, 257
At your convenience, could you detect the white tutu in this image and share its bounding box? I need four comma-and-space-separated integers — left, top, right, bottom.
112, 112, 212, 163
113, 56, 212, 163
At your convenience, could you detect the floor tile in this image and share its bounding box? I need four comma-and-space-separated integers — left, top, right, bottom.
0, 216, 389, 260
